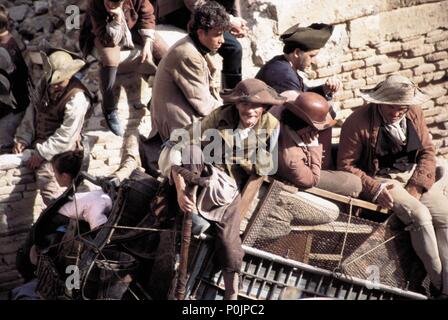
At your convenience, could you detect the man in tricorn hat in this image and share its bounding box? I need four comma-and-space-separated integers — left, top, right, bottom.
159, 78, 285, 299
256, 23, 341, 170
270, 91, 361, 197
12, 50, 91, 206
338, 74, 448, 299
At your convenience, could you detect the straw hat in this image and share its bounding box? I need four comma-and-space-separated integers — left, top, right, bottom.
41, 50, 85, 85
284, 92, 336, 131
220, 79, 286, 106
359, 74, 430, 106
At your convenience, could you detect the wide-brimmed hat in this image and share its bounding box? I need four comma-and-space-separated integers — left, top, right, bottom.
280, 23, 334, 51
359, 74, 430, 106
41, 50, 85, 85
0, 47, 14, 74
220, 79, 286, 106
285, 92, 336, 131
0, 72, 16, 107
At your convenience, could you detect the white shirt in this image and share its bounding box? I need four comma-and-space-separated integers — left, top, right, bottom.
59, 190, 112, 229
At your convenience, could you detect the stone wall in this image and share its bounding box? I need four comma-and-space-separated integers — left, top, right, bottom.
0, 0, 447, 294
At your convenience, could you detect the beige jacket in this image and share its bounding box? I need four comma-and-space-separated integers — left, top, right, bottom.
150, 35, 220, 141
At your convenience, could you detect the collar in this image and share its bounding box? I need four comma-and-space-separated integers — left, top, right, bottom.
189, 32, 211, 56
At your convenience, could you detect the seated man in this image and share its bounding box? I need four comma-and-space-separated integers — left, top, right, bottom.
155, 0, 247, 89
160, 78, 285, 299
338, 74, 448, 299
256, 23, 341, 170
271, 91, 362, 197
150, 1, 228, 141
12, 50, 91, 206
0, 48, 17, 149
0, 6, 31, 148
80, 0, 168, 136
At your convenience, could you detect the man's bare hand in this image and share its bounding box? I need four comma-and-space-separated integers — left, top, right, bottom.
323, 77, 342, 95
26, 151, 45, 170
177, 190, 195, 214
140, 40, 153, 64
229, 16, 248, 38
12, 142, 26, 154
376, 186, 394, 209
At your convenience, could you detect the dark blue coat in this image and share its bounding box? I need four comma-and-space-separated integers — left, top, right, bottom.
255, 54, 327, 98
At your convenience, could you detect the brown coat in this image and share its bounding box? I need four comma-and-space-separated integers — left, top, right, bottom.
150, 35, 220, 141
337, 104, 436, 200
270, 105, 323, 188
82, 0, 155, 54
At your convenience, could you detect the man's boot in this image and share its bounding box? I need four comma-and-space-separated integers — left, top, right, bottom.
408, 223, 443, 292
223, 271, 239, 300
221, 72, 242, 90
100, 66, 124, 136
435, 226, 448, 295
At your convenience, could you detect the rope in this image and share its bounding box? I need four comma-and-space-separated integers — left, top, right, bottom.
333, 197, 354, 273
343, 231, 404, 267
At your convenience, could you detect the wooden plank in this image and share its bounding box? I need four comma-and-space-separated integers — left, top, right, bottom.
308, 254, 342, 261
239, 175, 265, 222
291, 223, 374, 234
304, 187, 390, 214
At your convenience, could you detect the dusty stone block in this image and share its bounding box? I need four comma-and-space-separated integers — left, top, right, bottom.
399, 57, 425, 69
422, 99, 435, 110
341, 98, 365, 109
365, 67, 376, 77
406, 44, 435, 58
413, 64, 436, 75
342, 60, 365, 72
435, 113, 448, 123
352, 49, 376, 60
343, 79, 367, 90
349, 2, 448, 48
413, 75, 424, 84
397, 69, 414, 79
377, 42, 402, 54
436, 96, 448, 105
352, 68, 366, 79
436, 40, 448, 51
377, 61, 401, 74
365, 55, 389, 67
424, 86, 447, 99
317, 65, 342, 78
436, 60, 448, 70
432, 71, 446, 81
402, 38, 425, 51
335, 90, 354, 101
366, 75, 387, 85
425, 51, 448, 62
426, 31, 448, 43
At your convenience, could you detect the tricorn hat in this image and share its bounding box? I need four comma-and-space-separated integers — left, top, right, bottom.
220, 79, 286, 106
284, 92, 336, 131
359, 74, 430, 106
280, 23, 334, 51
